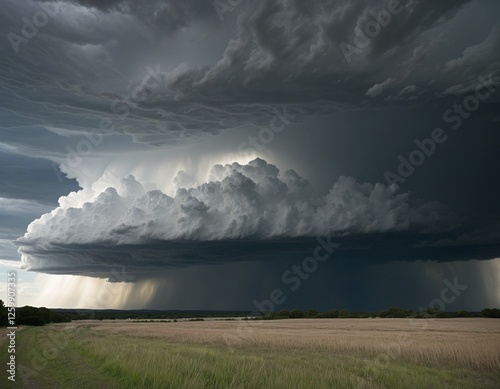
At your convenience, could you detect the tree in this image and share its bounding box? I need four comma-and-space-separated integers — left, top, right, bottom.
379, 307, 413, 318
481, 308, 500, 318
305, 309, 319, 318
0, 300, 7, 327
318, 310, 339, 318
289, 309, 304, 318
417, 307, 444, 318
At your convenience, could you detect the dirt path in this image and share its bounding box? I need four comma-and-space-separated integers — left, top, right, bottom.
2, 326, 119, 389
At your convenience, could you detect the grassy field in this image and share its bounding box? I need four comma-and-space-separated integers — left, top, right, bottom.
1, 318, 499, 388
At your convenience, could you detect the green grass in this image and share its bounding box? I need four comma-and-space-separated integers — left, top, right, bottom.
1, 325, 499, 388
1, 325, 119, 388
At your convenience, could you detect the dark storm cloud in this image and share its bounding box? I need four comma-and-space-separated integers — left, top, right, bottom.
63, 0, 125, 11
16, 158, 487, 279
128, 0, 218, 36
2, 0, 500, 307
16, 239, 316, 278
65, 0, 218, 34
1, 0, 498, 146
129, 0, 500, 137
162, 0, 499, 111
16, 233, 500, 279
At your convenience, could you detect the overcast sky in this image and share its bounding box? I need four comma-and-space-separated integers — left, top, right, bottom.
0, 0, 499, 312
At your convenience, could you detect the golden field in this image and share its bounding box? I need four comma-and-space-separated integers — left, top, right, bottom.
2, 318, 499, 388
86, 318, 500, 371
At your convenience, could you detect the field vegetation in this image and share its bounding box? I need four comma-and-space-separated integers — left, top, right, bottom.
1, 318, 499, 388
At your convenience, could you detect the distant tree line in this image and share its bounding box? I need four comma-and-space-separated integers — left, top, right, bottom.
0, 302, 250, 326
260, 307, 500, 320
1, 300, 499, 327
0, 301, 72, 326
480, 308, 500, 318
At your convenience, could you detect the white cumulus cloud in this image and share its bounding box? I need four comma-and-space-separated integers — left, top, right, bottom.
17, 158, 458, 274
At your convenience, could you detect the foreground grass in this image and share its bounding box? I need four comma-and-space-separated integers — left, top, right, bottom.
1, 323, 499, 389
1, 325, 119, 388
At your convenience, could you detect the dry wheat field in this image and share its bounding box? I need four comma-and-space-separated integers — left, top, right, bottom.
86, 318, 500, 371
4, 318, 500, 388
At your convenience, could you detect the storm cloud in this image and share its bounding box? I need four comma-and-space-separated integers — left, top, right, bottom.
16, 158, 470, 278
1, 0, 499, 310
2, 0, 498, 145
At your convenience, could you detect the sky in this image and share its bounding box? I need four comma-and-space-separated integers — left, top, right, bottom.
0, 0, 499, 312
